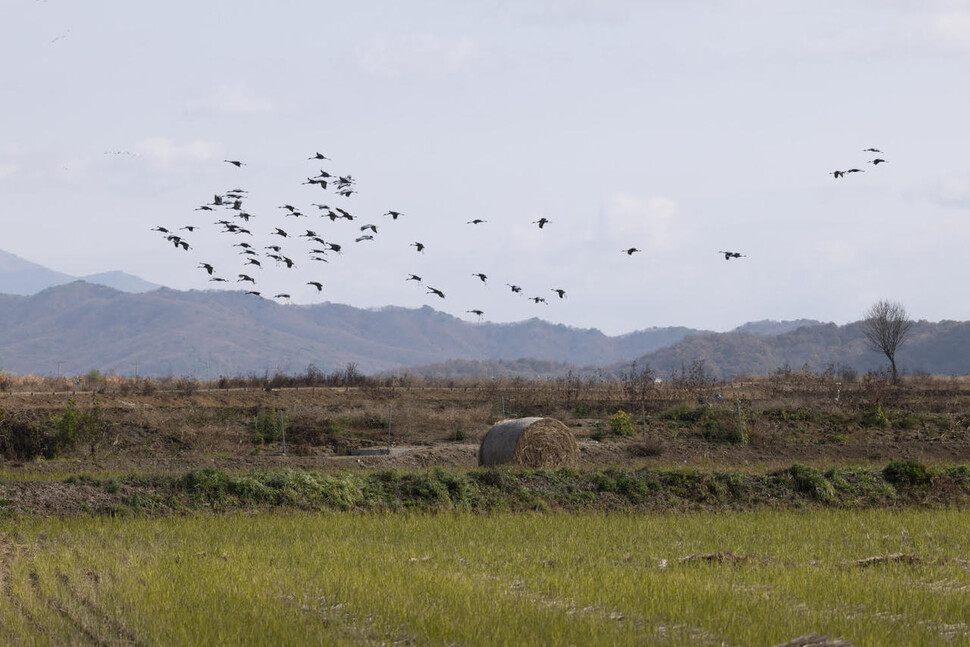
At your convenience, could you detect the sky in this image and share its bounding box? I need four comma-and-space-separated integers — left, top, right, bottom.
2, 1, 969, 336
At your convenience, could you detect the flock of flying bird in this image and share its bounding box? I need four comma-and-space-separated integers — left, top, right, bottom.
152, 152, 582, 319
153, 146, 889, 321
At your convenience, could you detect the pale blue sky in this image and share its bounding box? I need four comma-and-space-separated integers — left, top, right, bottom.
2, 1, 969, 334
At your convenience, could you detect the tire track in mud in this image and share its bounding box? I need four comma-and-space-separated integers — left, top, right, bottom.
54, 570, 144, 647
276, 589, 415, 645
404, 556, 735, 646
0, 536, 51, 642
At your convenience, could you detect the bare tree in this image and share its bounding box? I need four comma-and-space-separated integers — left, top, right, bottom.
862, 300, 913, 382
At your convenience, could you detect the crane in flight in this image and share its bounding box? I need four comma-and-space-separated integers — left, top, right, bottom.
533, 217, 550, 229
718, 251, 745, 260
224, 159, 245, 167
623, 248, 641, 255
411, 242, 425, 252
472, 273, 487, 283
407, 274, 422, 282
507, 284, 522, 293
307, 281, 323, 292
552, 288, 566, 299
427, 286, 445, 299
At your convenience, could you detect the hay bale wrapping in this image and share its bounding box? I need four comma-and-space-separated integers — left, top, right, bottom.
478, 417, 579, 468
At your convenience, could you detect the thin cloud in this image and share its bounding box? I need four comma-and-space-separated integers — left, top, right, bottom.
132, 138, 222, 169
930, 9, 970, 49
603, 192, 678, 250
356, 33, 479, 78
185, 82, 278, 116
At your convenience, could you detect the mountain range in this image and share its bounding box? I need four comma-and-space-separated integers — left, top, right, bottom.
0, 249, 967, 379
0, 249, 161, 295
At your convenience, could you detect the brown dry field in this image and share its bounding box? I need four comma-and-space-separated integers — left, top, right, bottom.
3, 373, 970, 476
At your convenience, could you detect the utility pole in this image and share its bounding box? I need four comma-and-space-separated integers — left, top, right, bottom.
387, 404, 392, 453
280, 409, 286, 456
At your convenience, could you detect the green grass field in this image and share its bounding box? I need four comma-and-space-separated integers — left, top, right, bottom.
2, 508, 969, 645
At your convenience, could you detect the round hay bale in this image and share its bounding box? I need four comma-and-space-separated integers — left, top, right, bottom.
478, 417, 579, 468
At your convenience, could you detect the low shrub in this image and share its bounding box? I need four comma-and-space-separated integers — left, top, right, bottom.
883, 459, 932, 487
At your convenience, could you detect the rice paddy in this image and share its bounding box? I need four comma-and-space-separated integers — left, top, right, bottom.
2, 508, 968, 645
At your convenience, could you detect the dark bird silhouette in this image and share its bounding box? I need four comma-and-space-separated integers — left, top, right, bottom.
237, 274, 256, 284
868, 158, 887, 165
863, 148, 882, 153
194, 205, 214, 211
533, 217, 550, 229
355, 234, 374, 243
245, 291, 261, 296
507, 284, 522, 293
224, 160, 245, 167
180, 226, 198, 232
239, 249, 257, 257
467, 309, 484, 320
310, 256, 329, 263
198, 263, 215, 275
245, 258, 262, 267
303, 177, 327, 188
280, 256, 296, 268
845, 168, 865, 174
209, 277, 228, 282
360, 224, 378, 233
264, 245, 282, 252
407, 274, 422, 282
338, 189, 356, 197
718, 251, 745, 260
623, 248, 641, 255
335, 208, 354, 220
384, 211, 402, 220
326, 242, 342, 254
467, 219, 486, 225
530, 296, 547, 304
427, 287, 445, 299
299, 229, 318, 238
272, 227, 289, 237
473, 273, 487, 283
166, 235, 190, 250
411, 242, 425, 252
152, 226, 170, 233
829, 170, 845, 178
307, 281, 323, 292
274, 293, 291, 299
308, 152, 329, 160
552, 288, 566, 299
234, 242, 253, 249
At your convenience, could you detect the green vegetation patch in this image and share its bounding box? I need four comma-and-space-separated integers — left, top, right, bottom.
0, 460, 963, 517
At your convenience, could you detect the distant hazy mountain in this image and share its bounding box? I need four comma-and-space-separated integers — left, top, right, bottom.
1, 276, 965, 379
0, 249, 161, 295
615, 320, 970, 379
0, 282, 707, 377
77, 270, 161, 293
732, 319, 825, 335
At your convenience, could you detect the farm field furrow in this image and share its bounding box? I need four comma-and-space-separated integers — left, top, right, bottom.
2, 509, 969, 646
